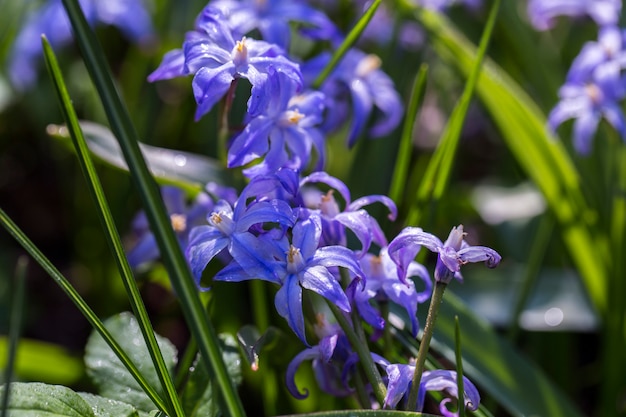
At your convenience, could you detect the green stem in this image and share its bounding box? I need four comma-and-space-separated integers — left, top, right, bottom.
454, 316, 465, 417
406, 281, 447, 410
325, 300, 387, 407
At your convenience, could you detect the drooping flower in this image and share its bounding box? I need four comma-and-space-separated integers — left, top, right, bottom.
148, 7, 302, 120
350, 247, 431, 337
302, 48, 403, 147
299, 171, 397, 254
9, 0, 154, 89
213, 214, 363, 344
383, 362, 481, 415
228, 67, 326, 177
387, 225, 501, 284
527, 0, 622, 30
209, 0, 340, 49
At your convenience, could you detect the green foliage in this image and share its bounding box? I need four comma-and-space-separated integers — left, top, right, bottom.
0, 382, 95, 417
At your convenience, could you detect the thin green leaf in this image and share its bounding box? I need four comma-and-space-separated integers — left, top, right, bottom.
41, 36, 185, 417
312, 0, 382, 89
0, 382, 95, 417
0, 208, 168, 415
48, 121, 230, 193
1, 257, 27, 417
389, 64, 428, 206
406, 0, 500, 226
454, 316, 465, 417
58, 1, 245, 415
411, 5, 607, 311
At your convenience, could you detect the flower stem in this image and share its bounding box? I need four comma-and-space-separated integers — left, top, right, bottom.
406, 281, 447, 410
325, 300, 387, 407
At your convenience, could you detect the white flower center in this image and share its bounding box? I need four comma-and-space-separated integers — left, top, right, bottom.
209, 211, 235, 235
286, 245, 304, 273
232, 37, 248, 67
355, 54, 382, 78
170, 214, 187, 233
280, 108, 305, 126
585, 83, 603, 105
320, 190, 341, 217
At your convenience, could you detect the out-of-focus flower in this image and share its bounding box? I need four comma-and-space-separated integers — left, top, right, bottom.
148, 7, 302, 120
566, 26, 626, 83
209, 0, 339, 49
213, 214, 362, 344
228, 67, 326, 177
350, 247, 431, 337
299, 171, 397, 253
128, 185, 215, 269
383, 362, 481, 415
302, 49, 403, 147
548, 65, 626, 155
527, 0, 622, 30
8, 0, 154, 90
387, 225, 501, 284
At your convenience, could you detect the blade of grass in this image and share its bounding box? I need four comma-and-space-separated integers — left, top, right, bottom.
58, 1, 245, 414
1, 257, 27, 417
312, 0, 382, 89
0, 207, 169, 414
406, 0, 500, 226
389, 64, 428, 206
454, 316, 465, 417
410, 5, 607, 311
41, 36, 185, 417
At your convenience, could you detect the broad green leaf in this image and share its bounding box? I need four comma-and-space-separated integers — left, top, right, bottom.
78, 393, 139, 417
411, 7, 607, 312
0, 382, 94, 417
181, 334, 242, 417
84, 313, 177, 414
412, 292, 585, 417
48, 121, 230, 192
0, 338, 83, 385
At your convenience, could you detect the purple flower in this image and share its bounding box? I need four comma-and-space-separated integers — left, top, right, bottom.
387, 225, 501, 284
127, 185, 218, 269
209, 0, 339, 49
214, 214, 363, 344
548, 65, 626, 155
300, 171, 397, 253
303, 49, 403, 147
527, 0, 621, 30
383, 362, 481, 414
148, 7, 302, 120
566, 26, 626, 84
228, 67, 326, 177
9, 0, 154, 90
350, 247, 431, 337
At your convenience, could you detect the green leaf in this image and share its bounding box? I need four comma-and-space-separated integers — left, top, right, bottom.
84, 313, 177, 414
412, 292, 585, 417
78, 393, 140, 417
411, 6, 607, 312
0, 338, 83, 385
48, 121, 230, 192
181, 334, 242, 417
0, 382, 94, 417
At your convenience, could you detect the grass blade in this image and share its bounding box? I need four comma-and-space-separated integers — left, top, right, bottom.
41, 35, 185, 417
58, 1, 245, 414
0, 207, 169, 414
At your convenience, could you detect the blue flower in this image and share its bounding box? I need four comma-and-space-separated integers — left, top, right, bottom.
303, 49, 403, 147
300, 171, 397, 254
350, 247, 431, 337
228, 67, 326, 177
214, 214, 363, 344
148, 7, 302, 120
383, 362, 481, 414
387, 225, 501, 284
527, 0, 621, 30
566, 26, 626, 84
127, 185, 224, 269
9, 0, 154, 90
548, 65, 626, 155
209, 0, 339, 49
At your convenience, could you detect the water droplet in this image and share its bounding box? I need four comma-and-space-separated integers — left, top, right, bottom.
174, 154, 187, 167
544, 307, 564, 327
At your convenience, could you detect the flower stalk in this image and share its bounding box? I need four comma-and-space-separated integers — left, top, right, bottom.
406, 281, 447, 410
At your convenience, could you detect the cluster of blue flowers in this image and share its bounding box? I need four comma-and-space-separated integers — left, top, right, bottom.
10, 0, 501, 413
528, 0, 626, 155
